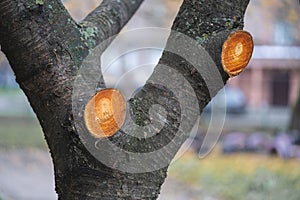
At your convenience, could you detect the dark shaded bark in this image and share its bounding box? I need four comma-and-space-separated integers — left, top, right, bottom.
0, 0, 250, 199
289, 86, 300, 143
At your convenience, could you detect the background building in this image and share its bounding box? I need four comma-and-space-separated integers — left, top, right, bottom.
228, 0, 300, 108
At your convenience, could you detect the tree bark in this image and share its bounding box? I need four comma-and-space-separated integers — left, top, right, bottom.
289, 83, 300, 143
0, 0, 250, 199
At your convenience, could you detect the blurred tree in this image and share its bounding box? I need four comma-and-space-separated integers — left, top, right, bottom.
0, 0, 250, 199
290, 87, 300, 142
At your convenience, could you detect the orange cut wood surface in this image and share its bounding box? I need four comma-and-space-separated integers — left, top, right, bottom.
84, 89, 126, 138
222, 30, 254, 77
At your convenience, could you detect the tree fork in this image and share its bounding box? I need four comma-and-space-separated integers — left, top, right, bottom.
0, 0, 252, 199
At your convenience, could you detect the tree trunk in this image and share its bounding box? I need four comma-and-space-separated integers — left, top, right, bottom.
0, 0, 251, 199
289, 84, 300, 143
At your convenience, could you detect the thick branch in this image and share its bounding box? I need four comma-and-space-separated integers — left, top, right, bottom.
77, 0, 252, 199
82, 0, 144, 49
171, 0, 250, 80
120, 0, 252, 151
0, 0, 85, 82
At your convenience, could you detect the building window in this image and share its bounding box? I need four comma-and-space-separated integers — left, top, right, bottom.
271, 70, 290, 106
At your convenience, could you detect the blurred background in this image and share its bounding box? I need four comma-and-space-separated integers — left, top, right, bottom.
0, 0, 300, 199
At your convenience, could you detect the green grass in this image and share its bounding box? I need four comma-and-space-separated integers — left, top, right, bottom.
0, 116, 47, 148
169, 148, 300, 200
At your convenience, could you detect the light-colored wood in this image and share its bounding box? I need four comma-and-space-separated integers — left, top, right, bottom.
84, 88, 126, 138
222, 30, 254, 77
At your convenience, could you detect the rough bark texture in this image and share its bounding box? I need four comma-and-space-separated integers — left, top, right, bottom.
0, 0, 250, 199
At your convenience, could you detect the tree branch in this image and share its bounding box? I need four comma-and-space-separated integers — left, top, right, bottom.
0, 0, 85, 82
75, 0, 252, 198
81, 0, 144, 49
112, 0, 252, 155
